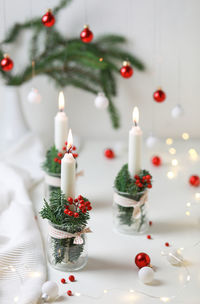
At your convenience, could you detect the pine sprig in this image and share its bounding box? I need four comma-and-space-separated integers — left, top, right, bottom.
0, 0, 145, 129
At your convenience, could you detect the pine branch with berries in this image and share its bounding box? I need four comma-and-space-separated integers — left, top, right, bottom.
40, 189, 92, 264
114, 164, 152, 230
0, 0, 144, 129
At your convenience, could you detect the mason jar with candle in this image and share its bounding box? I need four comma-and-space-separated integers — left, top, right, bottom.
113, 107, 153, 235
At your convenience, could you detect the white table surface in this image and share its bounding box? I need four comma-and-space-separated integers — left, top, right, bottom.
32, 139, 200, 304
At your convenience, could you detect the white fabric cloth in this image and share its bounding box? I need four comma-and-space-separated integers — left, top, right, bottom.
0, 133, 46, 304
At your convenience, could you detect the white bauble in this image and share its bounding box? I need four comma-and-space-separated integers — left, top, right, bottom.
94, 92, 109, 109
146, 135, 158, 148
167, 249, 183, 265
42, 281, 58, 300
138, 267, 154, 284
171, 104, 184, 118
27, 88, 41, 104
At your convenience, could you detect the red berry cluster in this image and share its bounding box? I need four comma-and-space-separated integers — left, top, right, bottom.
134, 174, 152, 190
64, 195, 92, 217
54, 141, 78, 164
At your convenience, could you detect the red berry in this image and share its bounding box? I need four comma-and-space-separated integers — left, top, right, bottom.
68, 211, 73, 216
74, 212, 79, 218
79, 200, 85, 205
87, 206, 92, 211
147, 235, 151, 239
58, 159, 61, 164
134, 175, 139, 179
67, 290, 72, 296
104, 148, 115, 159
69, 275, 75, 282
74, 199, 78, 203
81, 208, 86, 213
149, 221, 152, 226
58, 152, 63, 157
64, 209, 68, 214
72, 146, 76, 150
61, 278, 66, 284
54, 157, 58, 162
138, 183, 143, 188
67, 197, 73, 203
146, 175, 151, 180
151, 156, 161, 166
65, 141, 68, 145
85, 201, 90, 207
165, 242, 170, 247
147, 184, 152, 188
63, 146, 66, 151
73, 153, 78, 158
78, 195, 83, 200
189, 175, 200, 187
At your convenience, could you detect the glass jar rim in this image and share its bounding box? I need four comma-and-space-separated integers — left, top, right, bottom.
113, 187, 147, 196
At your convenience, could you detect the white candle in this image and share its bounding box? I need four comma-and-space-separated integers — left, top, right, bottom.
54, 91, 68, 151
61, 129, 76, 199
128, 107, 142, 178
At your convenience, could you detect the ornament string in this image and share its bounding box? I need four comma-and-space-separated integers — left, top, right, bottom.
83, 0, 88, 25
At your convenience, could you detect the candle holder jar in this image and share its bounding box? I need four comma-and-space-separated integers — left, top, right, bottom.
44, 171, 61, 199
47, 222, 88, 271
113, 189, 149, 235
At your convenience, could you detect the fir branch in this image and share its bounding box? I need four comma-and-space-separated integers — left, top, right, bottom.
96, 34, 127, 45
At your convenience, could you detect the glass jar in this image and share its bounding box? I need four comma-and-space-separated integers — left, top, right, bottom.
44, 171, 61, 199
47, 223, 88, 271
113, 189, 149, 235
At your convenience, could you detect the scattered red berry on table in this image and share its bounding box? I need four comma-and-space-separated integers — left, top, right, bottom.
153, 89, 166, 103
165, 242, 170, 247
80, 25, 93, 43
135, 252, 151, 269
147, 235, 151, 240
151, 155, 162, 166
189, 175, 200, 187
42, 10, 55, 27
104, 148, 115, 159
61, 278, 66, 284
69, 275, 75, 282
67, 290, 72, 296
120, 61, 133, 78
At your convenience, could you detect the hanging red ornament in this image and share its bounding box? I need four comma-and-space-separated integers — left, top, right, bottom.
120, 61, 133, 78
135, 252, 151, 269
104, 148, 115, 159
151, 155, 162, 166
80, 25, 93, 43
189, 175, 200, 187
42, 9, 55, 27
1, 54, 14, 71
153, 88, 166, 103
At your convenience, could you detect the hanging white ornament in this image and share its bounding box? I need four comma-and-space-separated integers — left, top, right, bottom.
138, 266, 154, 284
27, 88, 41, 104
146, 134, 158, 148
94, 92, 109, 109
171, 104, 184, 118
41, 281, 58, 301
167, 248, 183, 265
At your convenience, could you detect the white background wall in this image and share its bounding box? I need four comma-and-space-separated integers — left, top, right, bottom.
0, 0, 199, 148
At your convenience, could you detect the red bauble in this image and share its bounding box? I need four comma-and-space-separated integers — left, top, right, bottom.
120, 61, 133, 78
153, 89, 166, 103
104, 148, 115, 159
151, 156, 161, 166
42, 10, 55, 27
1, 55, 14, 71
135, 252, 151, 269
189, 175, 200, 187
80, 25, 93, 43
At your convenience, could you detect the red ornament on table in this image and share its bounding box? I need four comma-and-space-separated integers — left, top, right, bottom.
135, 252, 151, 269
147, 234, 152, 240
67, 290, 72, 296
1, 54, 14, 71
189, 175, 200, 187
153, 88, 166, 103
80, 25, 93, 43
42, 9, 55, 27
61, 278, 66, 284
104, 148, 115, 159
69, 275, 75, 282
151, 155, 161, 166
120, 61, 133, 78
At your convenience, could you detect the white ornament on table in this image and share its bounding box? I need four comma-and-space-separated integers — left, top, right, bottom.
167, 248, 183, 265
94, 92, 109, 109
42, 281, 58, 301
27, 88, 41, 104
146, 134, 158, 148
171, 104, 184, 118
138, 267, 154, 284
128, 107, 142, 178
